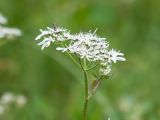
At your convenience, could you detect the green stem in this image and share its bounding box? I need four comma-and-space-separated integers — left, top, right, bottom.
79, 58, 89, 120
61, 43, 81, 68
86, 62, 100, 71
66, 52, 81, 68
78, 58, 84, 70
83, 70, 89, 120
84, 58, 87, 69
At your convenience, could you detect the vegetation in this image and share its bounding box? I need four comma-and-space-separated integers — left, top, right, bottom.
0, 0, 160, 120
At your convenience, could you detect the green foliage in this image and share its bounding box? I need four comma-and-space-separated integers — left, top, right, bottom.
0, 0, 160, 119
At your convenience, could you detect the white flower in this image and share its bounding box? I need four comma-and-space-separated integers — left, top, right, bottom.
0, 92, 15, 105
100, 61, 108, 66
0, 14, 7, 25
0, 92, 27, 115
47, 26, 66, 33
107, 49, 126, 63
0, 13, 22, 39
0, 27, 22, 39
35, 29, 52, 40
35, 26, 126, 76
56, 47, 68, 52
35, 26, 70, 49
65, 32, 109, 61
38, 37, 54, 50
100, 66, 111, 76
15, 95, 27, 107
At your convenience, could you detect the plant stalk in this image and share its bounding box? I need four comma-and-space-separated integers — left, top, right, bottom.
79, 57, 89, 120
83, 71, 89, 120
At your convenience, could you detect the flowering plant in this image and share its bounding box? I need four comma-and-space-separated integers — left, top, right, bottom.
35, 25, 126, 120
0, 92, 27, 116
0, 13, 21, 39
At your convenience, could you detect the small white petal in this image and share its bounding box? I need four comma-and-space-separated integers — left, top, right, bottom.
99, 66, 111, 75
108, 49, 126, 63
56, 47, 68, 52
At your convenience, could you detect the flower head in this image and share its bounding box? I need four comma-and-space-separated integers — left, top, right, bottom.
0, 14, 7, 25
0, 92, 27, 115
0, 27, 21, 39
35, 26, 126, 76
0, 13, 22, 39
108, 49, 126, 63
15, 95, 27, 107
0, 92, 15, 105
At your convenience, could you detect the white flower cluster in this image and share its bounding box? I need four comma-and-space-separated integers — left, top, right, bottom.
0, 13, 21, 39
0, 92, 27, 115
0, 14, 7, 25
35, 26, 126, 75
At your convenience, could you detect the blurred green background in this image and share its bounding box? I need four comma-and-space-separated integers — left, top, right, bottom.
0, 0, 160, 120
